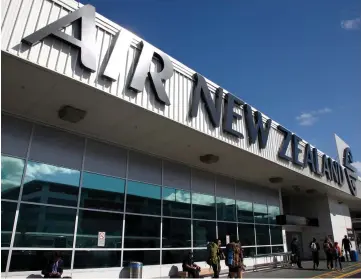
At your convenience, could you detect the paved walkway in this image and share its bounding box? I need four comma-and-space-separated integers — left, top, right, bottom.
237, 260, 361, 278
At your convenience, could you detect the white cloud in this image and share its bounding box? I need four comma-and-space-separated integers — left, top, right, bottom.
25, 163, 77, 180
352, 161, 361, 176
341, 17, 361, 30
296, 107, 332, 126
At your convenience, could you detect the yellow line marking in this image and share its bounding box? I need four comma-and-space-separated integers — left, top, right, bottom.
335, 267, 361, 278
312, 263, 361, 278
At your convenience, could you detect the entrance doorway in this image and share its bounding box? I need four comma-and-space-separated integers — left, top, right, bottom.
286, 231, 304, 259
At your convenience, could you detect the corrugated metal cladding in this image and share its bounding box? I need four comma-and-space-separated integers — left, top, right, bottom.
0, 0, 346, 191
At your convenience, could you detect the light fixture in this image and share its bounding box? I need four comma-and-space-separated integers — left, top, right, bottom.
269, 177, 283, 184
200, 154, 219, 164
58, 105, 87, 123
292, 185, 301, 192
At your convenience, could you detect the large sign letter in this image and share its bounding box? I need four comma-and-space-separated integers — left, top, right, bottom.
343, 148, 357, 196
223, 94, 243, 138
189, 73, 222, 128
243, 104, 271, 149
22, 5, 96, 72
103, 29, 133, 81
130, 42, 173, 106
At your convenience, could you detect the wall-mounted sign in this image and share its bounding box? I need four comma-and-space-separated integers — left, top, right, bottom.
21, 4, 357, 196
226, 235, 230, 245
98, 231, 106, 247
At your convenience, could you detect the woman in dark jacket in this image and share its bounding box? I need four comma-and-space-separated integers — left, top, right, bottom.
42, 252, 64, 278
323, 237, 334, 270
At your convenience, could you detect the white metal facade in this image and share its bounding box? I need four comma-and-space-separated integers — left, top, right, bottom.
1, 0, 358, 197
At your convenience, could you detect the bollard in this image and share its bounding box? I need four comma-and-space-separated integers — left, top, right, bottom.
129, 261, 143, 278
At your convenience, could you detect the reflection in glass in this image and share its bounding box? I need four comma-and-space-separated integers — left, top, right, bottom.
242, 247, 256, 258
193, 220, 216, 247
22, 161, 80, 207
14, 204, 76, 248
218, 222, 237, 244
257, 246, 271, 255
238, 223, 255, 246
216, 197, 236, 221
268, 205, 280, 224
254, 203, 268, 224
163, 218, 191, 248
192, 193, 215, 220
163, 187, 191, 218
76, 210, 122, 248
9, 250, 71, 272
80, 172, 125, 211
74, 251, 121, 269
1, 156, 25, 200
162, 250, 191, 265
123, 250, 160, 266
1, 201, 16, 247
270, 226, 283, 245
2, 250, 9, 272
126, 181, 161, 215
237, 201, 254, 223
124, 215, 160, 248
255, 225, 270, 246
272, 246, 284, 253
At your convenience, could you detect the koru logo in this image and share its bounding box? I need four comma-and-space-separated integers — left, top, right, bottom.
343, 147, 357, 196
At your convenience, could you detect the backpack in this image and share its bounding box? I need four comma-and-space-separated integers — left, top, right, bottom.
311, 242, 317, 252
207, 242, 218, 266
225, 243, 241, 268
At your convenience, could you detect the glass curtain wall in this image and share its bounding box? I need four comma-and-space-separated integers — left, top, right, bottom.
1, 121, 283, 273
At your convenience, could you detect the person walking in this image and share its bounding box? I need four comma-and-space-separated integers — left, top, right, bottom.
182, 251, 200, 278
309, 238, 320, 269
342, 235, 352, 261
334, 242, 343, 271
226, 240, 245, 279
207, 239, 224, 278
290, 238, 303, 269
323, 237, 334, 270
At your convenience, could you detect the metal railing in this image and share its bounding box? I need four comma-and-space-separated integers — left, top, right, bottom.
252, 252, 292, 271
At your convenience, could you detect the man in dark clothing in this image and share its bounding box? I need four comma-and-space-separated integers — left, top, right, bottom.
42, 252, 64, 278
342, 235, 352, 261
291, 238, 303, 268
182, 252, 201, 278
309, 238, 320, 269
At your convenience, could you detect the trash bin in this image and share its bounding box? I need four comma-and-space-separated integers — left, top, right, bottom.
350, 250, 359, 262
129, 261, 143, 278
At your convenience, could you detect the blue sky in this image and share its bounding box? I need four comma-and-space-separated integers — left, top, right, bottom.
88, 0, 361, 170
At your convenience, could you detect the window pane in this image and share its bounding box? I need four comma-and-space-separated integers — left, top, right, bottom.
237, 201, 254, 223
193, 221, 216, 247
254, 203, 268, 224
192, 193, 215, 220
217, 222, 237, 244
268, 206, 280, 224
74, 251, 121, 269
270, 226, 283, 245
255, 225, 270, 246
257, 246, 271, 255
14, 204, 76, 248
243, 247, 256, 258
22, 161, 80, 207
9, 250, 71, 272
1, 201, 16, 247
272, 246, 284, 253
163, 187, 191, 218
2, 250, 9, 272
76, 210, 122, 248
126, 181, 161, 215
1, 156, 24, 200
162, 250, 191, 265
193, 249, 208, 262
124, 215, 160, 248
123, 250, 160, 266
80, 172, 125, 211
163, 218, 191, 248
216, 197, 236, 221
238, 223, 255, 246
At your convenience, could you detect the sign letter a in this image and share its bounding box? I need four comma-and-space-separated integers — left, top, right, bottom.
22, 5, 96, 72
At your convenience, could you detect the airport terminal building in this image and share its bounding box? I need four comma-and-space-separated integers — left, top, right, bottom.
1, 0, 361, 278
